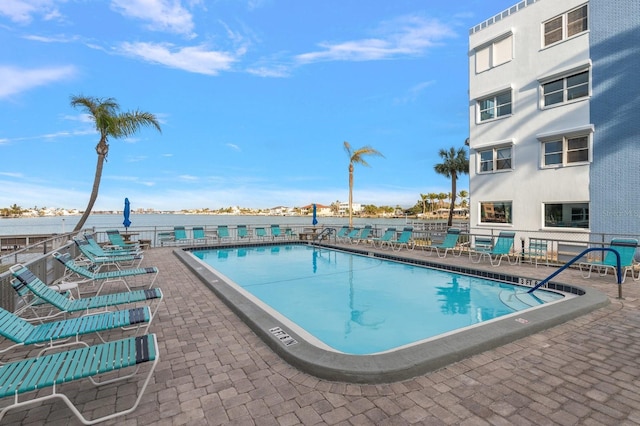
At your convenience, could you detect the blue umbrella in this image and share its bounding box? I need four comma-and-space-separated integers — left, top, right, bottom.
123, 198, 131, 230
312, 204, 318, 226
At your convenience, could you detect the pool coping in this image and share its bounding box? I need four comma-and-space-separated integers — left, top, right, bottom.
175, 242, 610, 384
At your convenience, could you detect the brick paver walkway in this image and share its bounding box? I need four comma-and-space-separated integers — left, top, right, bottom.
4, 245, 640, 425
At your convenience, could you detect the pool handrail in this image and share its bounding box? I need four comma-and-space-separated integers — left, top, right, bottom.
528, 247, 622, 298
312, 227, 334, 243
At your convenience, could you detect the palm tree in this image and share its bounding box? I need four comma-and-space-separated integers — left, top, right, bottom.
457, 190, 469, 208
343, 141, 384, 227
428, 193, 438, 213
70, 95, 162, 232
434, 147, 469, 226
420, 193, 428, 215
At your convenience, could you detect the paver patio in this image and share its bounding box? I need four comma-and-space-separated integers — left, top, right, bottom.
3, 244, 640, 425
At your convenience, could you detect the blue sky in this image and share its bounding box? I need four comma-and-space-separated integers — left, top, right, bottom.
0, 0, 517, 211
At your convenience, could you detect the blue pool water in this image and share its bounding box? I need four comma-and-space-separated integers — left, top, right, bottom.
191, 245, 564, 355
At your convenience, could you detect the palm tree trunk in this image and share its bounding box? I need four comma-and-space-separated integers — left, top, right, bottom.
348, 164, 354, 227
73, 153, 106, 232
448, 172, 457, 227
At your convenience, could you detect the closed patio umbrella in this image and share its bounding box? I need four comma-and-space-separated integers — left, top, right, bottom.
312, 204, 318, 226
123, 198, 131, 230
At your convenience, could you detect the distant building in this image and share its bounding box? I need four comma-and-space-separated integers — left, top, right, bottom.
338, 202, 362, 216
468, 0, 640, 238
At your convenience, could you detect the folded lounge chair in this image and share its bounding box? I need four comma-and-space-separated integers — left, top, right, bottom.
54, 252, 158, 294
469, 232, 519, 266
371, 228, 396, 248
106, 229, 140, 250
387, 227, 415, 251
423, 228, 462, 258
0, 333, 159, 424
9, 265, 163, 327
579, 238, 638, 283
0, 304, 151, 358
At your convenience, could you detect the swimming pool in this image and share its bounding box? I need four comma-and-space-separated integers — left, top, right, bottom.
177, 242, 609, 383
191, 245, 563, 355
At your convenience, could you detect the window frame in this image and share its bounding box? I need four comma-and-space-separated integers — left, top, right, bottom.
477, 89, 512, 123
474, 33, 513, 74
479, 201, 513, 225
540, 133, 591, 168
542, 4, 588, 48
543, 202, 589, 229
477, 144, 513, 174
541, 70, 590, 108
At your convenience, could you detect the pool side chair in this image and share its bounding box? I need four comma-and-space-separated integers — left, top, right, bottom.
173, 226, 191, 245
74, 238, 144, 270
524, 238, 550, 267
0, 334, 159, 425
371, 228, 396, 248
192, 226, 211, 244
341, 228, 360, 244
106, 229, 140, 250
255, 227, 268, 240
84, 233, 140, 256
579, 238, 638, 283
271, 224, 284, 239
53, 252, 159, 295
351, 225, 372, 245
470, 232, 519, 266
237, 225, 250, 241
217, 225, 231, 242
0, 304, 151, 359
389, 227, 415, 252
334, 226, 350, 243
9, 264, 163, 327
423, 228, 462, 258
284, 227, 298, 240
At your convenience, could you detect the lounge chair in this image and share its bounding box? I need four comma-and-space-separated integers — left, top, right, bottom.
371, 228, 396, 248
173, 226, 190, 244
271, 224, 284, 239
74, 238, 144, 270
0, 334, 159, 424
350, 225, 372, 244
469, 232, 519, 266
53, 252, 159, 295
106, 229, 140, 250
237, 225, 250, 241
192, 226, 211, 244
0, 304, 151, 358
255, 227, 268, 240
388, 227, 415, 251
423, 228, 462, 258
524, 238, 550, 267
10, 264, 163, 326
217, 225, 231, 242
334, 226, 350, 242
284, 227, 298, 240
84, 233, 140, 256
340, 228, 360, 244
579, 238, 638, 283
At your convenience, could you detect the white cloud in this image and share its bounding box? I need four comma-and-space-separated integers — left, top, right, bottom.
296, 15, 455, 64
119, 42, 237, 75
0, 0, 62, 24
394, 80, 436, 105
110, 0, 196, 37
226, 143, 241, 151
0, 65, 76, 99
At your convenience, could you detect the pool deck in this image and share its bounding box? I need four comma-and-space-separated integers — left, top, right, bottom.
5, 243, 640, 425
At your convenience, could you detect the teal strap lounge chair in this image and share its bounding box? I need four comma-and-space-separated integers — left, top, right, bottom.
371, 228, 396, 248
0, 304, 151, 357
53, 251, 158, 294
334, 226, 350, 242
106, 229, 140, 250
524, 238, 550, 267
74, 238, 143, 270
192, 226, 211, 244
84, 233, 140, 256
10, 264, 163, 327
0, 334, 159, 424
388, 227, 415, 252
423, 228, 462, 258
173, 226, 190, 244
217, 225, 231, 242
350, 225, 372, 245
284, 227, 298, 240
579, 238, 638, 283
237, 225, 250, 241
271, 224, 284, 239
340, 228, 360, 244
255, 227, 268, 240
469, 232, 519, 266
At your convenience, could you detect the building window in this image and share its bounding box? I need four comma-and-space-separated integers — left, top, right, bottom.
475, 34, 513, 73
542, 135, 589, 167
479, 146, 512, 173
480, 201, 512, 224
542, 70, 589, 107
543, 4, 588, 47
544, 203, 589, 228
478, 90, 512, 122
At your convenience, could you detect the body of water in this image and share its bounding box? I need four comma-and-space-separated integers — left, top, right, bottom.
0, 214, 442, 236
